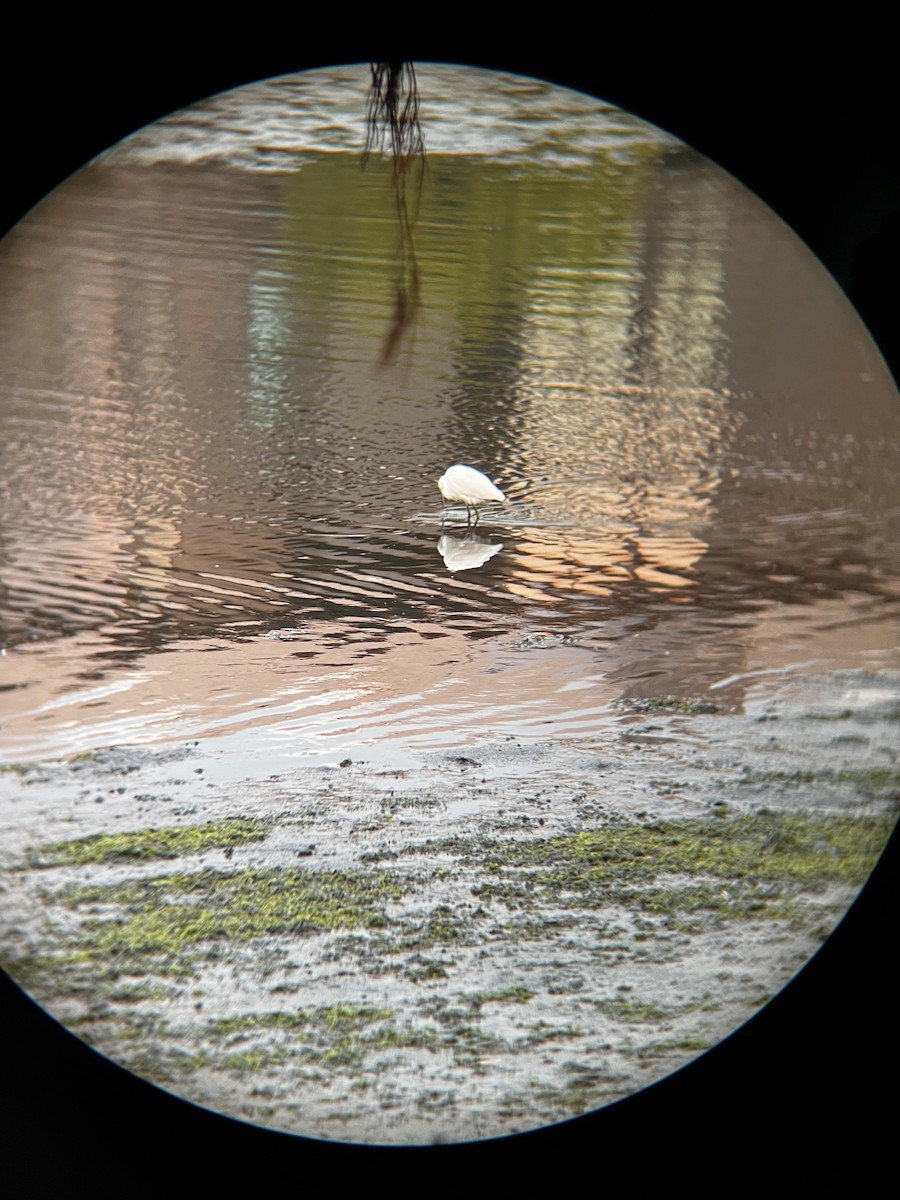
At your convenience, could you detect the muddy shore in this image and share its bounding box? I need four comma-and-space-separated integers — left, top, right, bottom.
1, 669, 897, 1144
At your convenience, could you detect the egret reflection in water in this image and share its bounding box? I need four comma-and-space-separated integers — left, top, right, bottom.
438, 532, 504, 572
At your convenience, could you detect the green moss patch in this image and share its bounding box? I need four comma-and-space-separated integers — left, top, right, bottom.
457, 810, 893, 923
207, 1004, 394, 1037
637, 1036, 711, 1060
618, 696, 720, 715
52, 865, 405, 966
26, 818, 272, 868
203, 1005, 450, 1074
594, 998, 677, 1023
470, 987, 534, 1009
480, 811, 891, 887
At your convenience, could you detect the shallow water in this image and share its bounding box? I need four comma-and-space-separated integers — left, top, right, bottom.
1, 65, 897, 767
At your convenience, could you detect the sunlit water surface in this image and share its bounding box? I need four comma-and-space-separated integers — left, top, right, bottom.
1, 65, 898, 767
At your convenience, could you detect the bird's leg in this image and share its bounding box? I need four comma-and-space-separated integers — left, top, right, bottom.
471, 505, 480, 528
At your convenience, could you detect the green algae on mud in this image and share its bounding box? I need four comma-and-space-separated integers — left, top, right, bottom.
616, 696, 721, 715
18, 808, 889, 995
427, 809, 894, 907
25, 818, 272, 868
206, 1004, 395, 1037
49, 866, 406, 967
98, 1000, 552, 1086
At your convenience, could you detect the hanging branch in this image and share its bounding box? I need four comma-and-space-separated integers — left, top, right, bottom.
363, 62, 425, 176
363, 62, 426, 366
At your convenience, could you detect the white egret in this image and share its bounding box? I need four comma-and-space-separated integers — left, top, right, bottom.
437, 464, 505, 526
